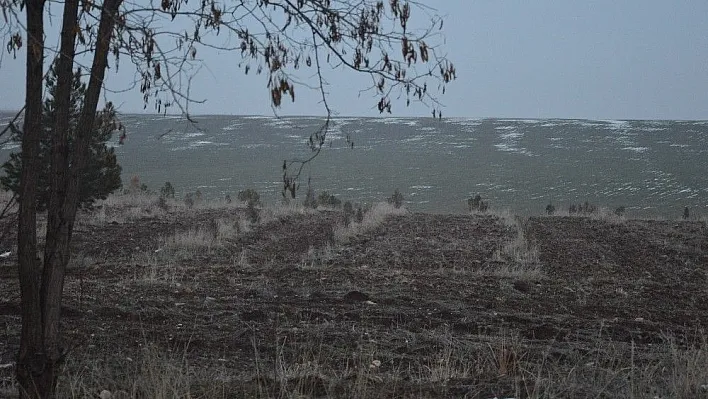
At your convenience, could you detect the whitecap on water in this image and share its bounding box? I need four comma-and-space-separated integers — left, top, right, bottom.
622, 147, 648, 153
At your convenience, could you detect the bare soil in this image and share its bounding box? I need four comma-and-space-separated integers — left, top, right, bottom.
0, 206, 707, 398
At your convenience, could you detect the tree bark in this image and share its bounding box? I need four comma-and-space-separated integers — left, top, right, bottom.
35, 0, 81, 395
16, 0, 47, 397
16, 0, 122, 396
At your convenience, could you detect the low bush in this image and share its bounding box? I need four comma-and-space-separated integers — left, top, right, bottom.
304, 187, 317, 209
184, 193, 194, 209
160, 182, 175, 199
387, 189, 404, 209
569, 201, 597, 215
238, 188, 260, 206
246, 200, 260, 223
318, 191, 342, 208
468, 195, 489, 212
545, 203, 556, 215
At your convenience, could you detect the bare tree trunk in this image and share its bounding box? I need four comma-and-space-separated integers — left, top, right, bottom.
16, 0, 46, 396
35, 0, 80, 395
16, 0, 121, 396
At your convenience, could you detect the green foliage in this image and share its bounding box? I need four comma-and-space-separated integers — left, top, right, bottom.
238, 188, 261, 206
387, 189, 404, 209
318, 191, 342, 208
160, 182, 175, 199
0, 65, 122, 210
545, 203, 556, 215
614, 206, 626, 217
467, 195, 489, 212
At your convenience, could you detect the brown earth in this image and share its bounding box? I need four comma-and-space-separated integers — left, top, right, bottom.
0, 205, 707, 398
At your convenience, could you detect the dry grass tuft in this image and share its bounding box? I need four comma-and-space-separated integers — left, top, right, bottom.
488, 215, 543, 280
334, 202, 407, 243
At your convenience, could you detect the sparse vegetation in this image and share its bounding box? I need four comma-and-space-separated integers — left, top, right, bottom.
334, 201, 406, 243
304, 186, 318, 209
237, 188, 261, 206
615, 206, 626, 217
468, 194, 489, 212
1, 190, 706, 398
545, 203, 556, 215
128, 175, 150, 195
569, 201, 597, 215
683, 206, 690, 220
246, 200, 260, 224
318, 191, 342, 208
184, 192, 195, 209
160, 182, 175, 199
387, 188, 405, 209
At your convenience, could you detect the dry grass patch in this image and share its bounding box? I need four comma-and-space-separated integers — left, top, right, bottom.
334, 202, 407, 243
161, 217, 247, 255
489, 214, 543, 280
57, 345, 229, 399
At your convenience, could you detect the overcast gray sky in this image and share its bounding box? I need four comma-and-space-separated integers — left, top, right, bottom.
1, 0, 708, 119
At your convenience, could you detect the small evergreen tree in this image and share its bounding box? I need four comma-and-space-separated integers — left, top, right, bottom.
160, 182, 176, 198
0, 65, 122, 210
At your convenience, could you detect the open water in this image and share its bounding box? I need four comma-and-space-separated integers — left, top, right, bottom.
1, 113, 706, 217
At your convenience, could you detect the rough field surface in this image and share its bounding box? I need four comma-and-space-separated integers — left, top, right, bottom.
1, 203, 707, 398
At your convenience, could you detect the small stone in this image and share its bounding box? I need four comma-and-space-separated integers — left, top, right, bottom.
99, 390, 112, 399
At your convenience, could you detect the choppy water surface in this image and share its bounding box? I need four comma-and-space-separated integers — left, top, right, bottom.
1, 113, 706, 217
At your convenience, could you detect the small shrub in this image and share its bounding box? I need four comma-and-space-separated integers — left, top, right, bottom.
195, 189, 203, 203
225, 194, 232, 204
160, 182, 175, 198
246, 200, 260, 223
343, 201, 354, 215
184, 192, 194, 209
614, 206, 626, 217
304, 186, 317, 209
387, 189, 404, 209
156, 196, 169, 212
545, 203, 555, 215
683, 206, 690, 220
129, 175, 141, 192
468, 194, 489, 212
318, 191, 342, 208
355, 206, 364, 223
570, 201, 597, 215
238, 189, 260, 206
